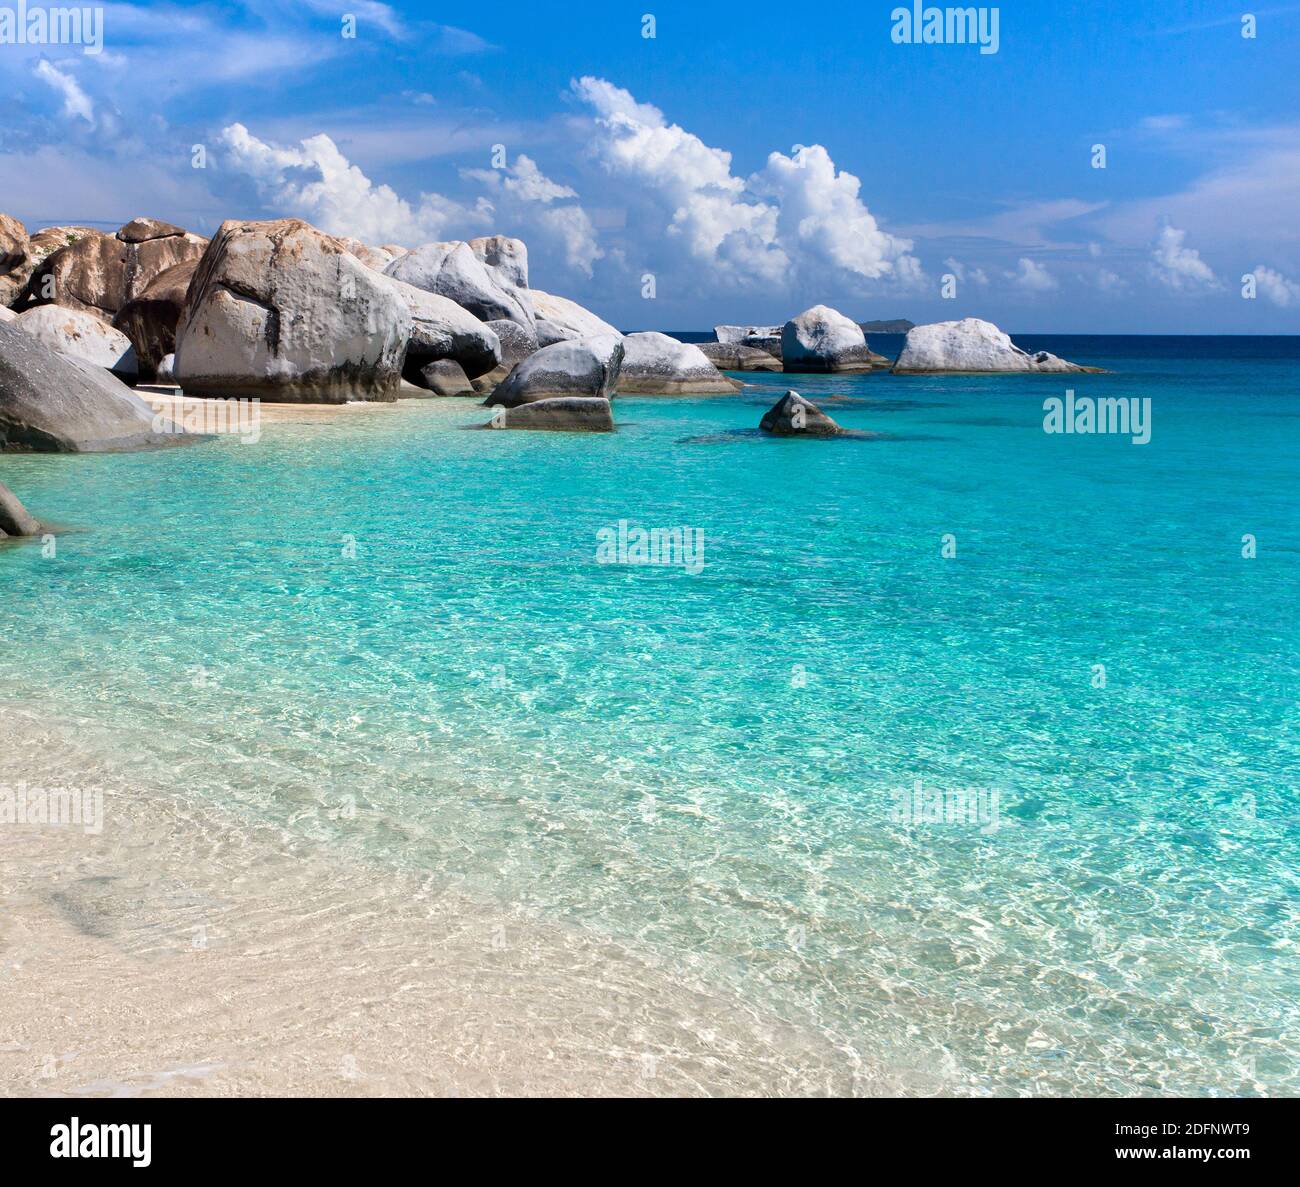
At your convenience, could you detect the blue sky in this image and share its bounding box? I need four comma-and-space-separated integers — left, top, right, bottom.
1, 0, 1298, 331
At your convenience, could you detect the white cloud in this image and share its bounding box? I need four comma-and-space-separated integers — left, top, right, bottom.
1095, 268, 1128, 293
217, 122, 492, 245
570, 76, 917, 292
944, 257, 989, 286
1149, 223, 1219, 291
34, 60, 95, 124
1250, 265, 1300, 306
1008, 257, 1058, 292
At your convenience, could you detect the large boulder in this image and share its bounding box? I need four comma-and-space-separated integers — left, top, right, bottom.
531, 289, 619, 342
697, 341, 782, 372
18, 218, 207, 320
0, 214, 29, 277
0, 480, 40, 537
175, 218, 411, 403
378, 274, 501, 383
616, 332, 741, 394
782, 305, 886, 373
111, 259, 197, 377
484, 397, 614, 432
471, 318, 540, 391
715, 324, 781, 345
0, 319, 190, 451
1, 225, 96, 307
893, 318, 1099, 373
339, 237, 399, 273
384, 239, 534, 328
484, 335, 624, 407
759, 390, 842, 437
14, 305, 138, 381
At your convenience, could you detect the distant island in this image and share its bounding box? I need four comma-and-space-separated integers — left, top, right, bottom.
859, 319, 914, 334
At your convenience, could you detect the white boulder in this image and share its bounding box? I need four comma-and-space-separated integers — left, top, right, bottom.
175, 219, 411, 403
378, 274, 502, 381
531, 290, 620, 341
781, 305, 882, 373
893, 318, 1097, 373
484, 335, 624, 407
616, 332, 741, 394
15, 305, 138, 380
384, 239, 534, 328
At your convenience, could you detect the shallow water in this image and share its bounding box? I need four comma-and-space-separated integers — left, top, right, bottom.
3, 337, 1299, 1095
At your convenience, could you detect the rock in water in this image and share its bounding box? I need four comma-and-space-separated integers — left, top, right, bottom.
384, 239, 534, 328
156, 353, 176, 383
112, 259, 197, 378
616, 332, 741, 394
15, 305, 138, 381
715, 324, 781, 345
483, 397, 614, 432
697, 341, 783, 372
175, 219, 411, 403
759, 390, 842, 436
484, 335, 624, 407
782, 305, 884, 373
893, 318, 1099, 373
530, 290, 620, 341
19, 217, 207, 321
0, 320, 189, 451
378, 274, 502, 383
0, 479, 40, 536
419, 359, 474, 396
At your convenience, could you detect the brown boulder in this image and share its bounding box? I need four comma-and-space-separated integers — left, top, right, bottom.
0, 214, 29, 276
112, 259, 197, 377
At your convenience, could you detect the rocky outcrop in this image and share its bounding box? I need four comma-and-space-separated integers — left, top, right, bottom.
530, 290, 619, 341
0, 214, 29, 277
339, 238, 399, 273
484, 335, 624, 407
111, 259, 197, 378
419, 359, 474, 395
379, 274, 502, 383
782, 305, 887, 373
697, 341, 782, 372
0, 319, 190, 451
470, 318, 540, 389
893, 318, 1100, 373
759, 391, 842, 436
384, 239, 534, 328
18, 218, 207, 321
1, 225, 95, 307
0, 479, 40, 536
175, 218, 410, 403
484, 396, 614, 432
616, 332, 741, 394
14, 306, 138, 381
715, 324, 781, 345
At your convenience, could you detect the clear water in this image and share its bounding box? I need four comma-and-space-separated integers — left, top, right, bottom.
4, 336, 1298, 1095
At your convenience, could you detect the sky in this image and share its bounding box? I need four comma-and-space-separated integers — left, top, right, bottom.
1, 0, 1298, 332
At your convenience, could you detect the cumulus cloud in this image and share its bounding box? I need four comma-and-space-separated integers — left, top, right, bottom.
465, 154, 601, 276
570, 76, 917, 292
34, 60, 95, 124
217, 123, 492, 244
1149, 222, 1220, 292
1249, 265, 1300, 306
1008, 257, 1058, 292
944, 257, 989, 286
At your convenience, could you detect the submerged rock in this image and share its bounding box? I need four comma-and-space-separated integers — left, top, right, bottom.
782, 305, 885, 373
0, 479, 40, 536
893, 318, 1099, 373
175, 218, 410, 403
484, 335, 624, 407
759, 390, 843, 436
15, 305, 138, 381
0, 319, 190, 451
616, 332, 741, 394
483, 396, 614, 432
697, 341, 782, 372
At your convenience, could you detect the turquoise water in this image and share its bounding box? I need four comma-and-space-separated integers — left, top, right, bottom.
3, 337, 1299, 1095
